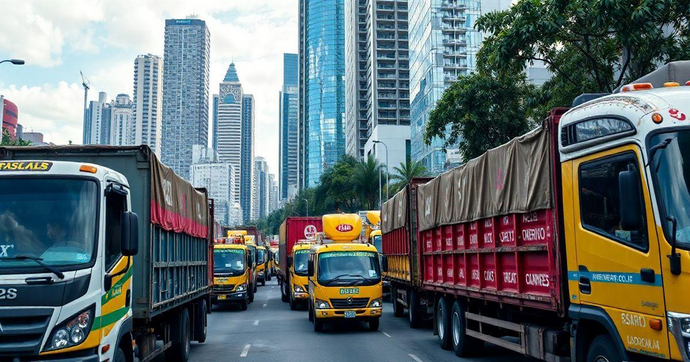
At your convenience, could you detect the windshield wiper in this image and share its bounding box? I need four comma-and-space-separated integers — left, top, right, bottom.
324, 274, 369, 286
0, 255, 65, 279
647, 137, 673, 172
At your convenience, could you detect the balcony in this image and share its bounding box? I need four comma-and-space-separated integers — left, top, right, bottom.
377, 82, 396, 89
443, 38, 467, 46
378, 92, 397, 99
440, 1, 467, 10
377, 5, 394, 11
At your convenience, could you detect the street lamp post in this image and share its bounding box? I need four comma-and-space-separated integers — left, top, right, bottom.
0, 59, 25, 66
374, 140, 389, 202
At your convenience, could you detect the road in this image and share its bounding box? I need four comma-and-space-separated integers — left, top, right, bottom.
189, 279, 528, 362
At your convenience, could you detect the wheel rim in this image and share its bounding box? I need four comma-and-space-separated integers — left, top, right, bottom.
438, 302, 446, 339
452, 311, 460, 347
593, 356, 610, 362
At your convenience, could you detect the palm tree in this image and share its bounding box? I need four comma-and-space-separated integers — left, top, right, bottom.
352, 155, 384, 210
389, 159, 426, 194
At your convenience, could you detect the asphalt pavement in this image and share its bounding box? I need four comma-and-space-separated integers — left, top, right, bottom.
189, 279, 528, 362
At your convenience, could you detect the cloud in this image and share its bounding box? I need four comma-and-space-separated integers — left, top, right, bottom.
0, 82, 84, 144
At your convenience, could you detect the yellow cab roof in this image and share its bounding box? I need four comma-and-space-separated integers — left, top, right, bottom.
314, 242, 377, 255
293, 243, 314, 253
214, 243, 247, 251
370, 229, 382, 237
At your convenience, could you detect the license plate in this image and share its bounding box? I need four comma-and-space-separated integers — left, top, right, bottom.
218, 295, 227, 300
340, 288, 359, 295
344, 311, 356, 318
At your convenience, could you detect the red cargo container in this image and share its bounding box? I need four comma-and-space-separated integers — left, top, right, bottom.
278, 217, 323, 280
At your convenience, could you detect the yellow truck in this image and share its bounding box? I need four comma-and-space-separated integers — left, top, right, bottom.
288, 241, 314, 310
212, 240, 254, 310
307, 214, 383, 332
255, 245, 269, 286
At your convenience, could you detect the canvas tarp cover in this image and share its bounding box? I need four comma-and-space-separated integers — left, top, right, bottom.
418, 126, 553, 232
381, 191, 396, 234
393, 187, 407, 231
150, 153, 209, 238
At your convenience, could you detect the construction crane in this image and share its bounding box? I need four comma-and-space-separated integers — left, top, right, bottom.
80, 70, 90, 144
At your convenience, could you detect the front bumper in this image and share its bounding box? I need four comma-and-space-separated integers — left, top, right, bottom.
213, 291, 247, 302
11, 349, 100, 362
314, 307, 382, 320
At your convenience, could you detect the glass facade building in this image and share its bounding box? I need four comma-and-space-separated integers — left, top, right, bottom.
280, 53, 299, 201
409, 0, 481, 175
299, 0, 347, 188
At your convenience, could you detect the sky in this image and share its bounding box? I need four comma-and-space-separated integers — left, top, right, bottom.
0, 0, 298, 174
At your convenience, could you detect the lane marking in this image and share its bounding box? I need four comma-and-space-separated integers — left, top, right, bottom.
382, 331, 392, 338
240, 344, 251, 357
409, 354, 423, 362
253, 320, 259, 326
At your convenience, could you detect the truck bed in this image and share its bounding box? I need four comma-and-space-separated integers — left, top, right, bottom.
0, 145, 211, 320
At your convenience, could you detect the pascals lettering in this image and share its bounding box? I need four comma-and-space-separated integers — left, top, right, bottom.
621, 312, 647, 328
522, 227, 546, 241
522, 212, 539, 223
626, 336, 660, 351
503, 272, 517, 284
525, 273, 550, 287
483, 270, 495, 282
471, 269, 480, 281
484, 233, 494, 244
458, 269, 465, 279
469, 234, 478, 245
500, 231, 515, 243
445, 237, 453, 247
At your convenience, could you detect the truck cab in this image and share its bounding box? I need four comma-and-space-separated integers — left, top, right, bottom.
255, 245, 268, 286
212, 240, 253, 310
307, 214, 383, 332
287, 241, 313, 310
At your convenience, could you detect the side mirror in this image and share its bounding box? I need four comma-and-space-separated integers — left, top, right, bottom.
121, 211, 139, 256
308, 259, 314, 277
288, 256, 293, 268
382, 255, 388, 273
619, 169, 643, 231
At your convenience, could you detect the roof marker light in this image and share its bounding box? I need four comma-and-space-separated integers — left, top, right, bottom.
621, 83, 653, 92
79, 165, 97, 173
652, 113, 663, 124
664, 82, 680, 87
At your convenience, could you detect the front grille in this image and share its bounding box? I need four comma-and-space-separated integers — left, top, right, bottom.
213, 285, 236, 293
0, 308, 53, 356
330, 297, 369, 309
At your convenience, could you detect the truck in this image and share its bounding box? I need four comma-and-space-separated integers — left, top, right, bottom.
382, 72, 690, 361
287, 241, 314, 310
307, 213, 383, 332
212, 237, 254, 310
0, 145, 211, 362
278, 217, 323, 302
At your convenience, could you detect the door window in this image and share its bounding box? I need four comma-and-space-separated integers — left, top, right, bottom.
104, 189, 126, 271
578, 152, 648, 250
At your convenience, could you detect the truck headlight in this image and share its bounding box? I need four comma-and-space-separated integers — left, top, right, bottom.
45, 305, 94, 351
315, 299, 330, 309
236, 283, 247, 292
369, 298, 383, 308
294, 285, 305, 293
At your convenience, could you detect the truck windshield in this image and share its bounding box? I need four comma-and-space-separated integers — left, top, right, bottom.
214, 249, 245, 275
0, 178, 98, 272
257, 249, 266, 265
317, 251, 380, 286
649, 130, 690, 249
293, 250, 310, 276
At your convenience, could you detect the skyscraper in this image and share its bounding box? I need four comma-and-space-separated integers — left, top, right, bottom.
252, 157, 269, 220
241, 94, 255, 223
216, 63, 244, 212
345, 0, 411, 176
84, 92, 108, 145
268, 173, 279, 213
212, 94, 219, 152
279, 53, 299, 201
133, 54, 163, 156
189, 145, 236, 226
110, 94, 134, 146
298, 0, 347, 188
409, 0, 481, 174
161, 17, 211, 180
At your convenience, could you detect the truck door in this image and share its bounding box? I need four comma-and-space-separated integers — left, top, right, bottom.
571, 145, 669, 358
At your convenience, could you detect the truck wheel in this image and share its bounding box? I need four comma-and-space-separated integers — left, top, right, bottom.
267, 274, 271, 281
587, 334, 622, 362
368, 318, 380, 332
254, 283, 258, 293
408, 289, 423, 329
240, 301, 248, 311
313, 317, 324, 332
113, 347, 127, 362
166, 308, 191, 362
261, 279, 266, 286
248, 285, 255, 303
392, 287, 404, 318
437, 297, 452, 350
195, 300, 208, 343
290, 292, 297, 311
451, 301, 483, 357
281, 282, 289, 302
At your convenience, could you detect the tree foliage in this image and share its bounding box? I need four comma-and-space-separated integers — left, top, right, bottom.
389, 158, 427, 195
1, 128, 31, 146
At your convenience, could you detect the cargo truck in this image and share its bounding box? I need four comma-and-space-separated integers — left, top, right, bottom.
307, 214, 383, 332
278, 217, 323, 302
0, 145, 211, 362
212, 237, 254, 310
382, 77, 690, 361
288, 241, 314, 310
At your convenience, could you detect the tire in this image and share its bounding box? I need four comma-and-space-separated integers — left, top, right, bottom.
248, 285, 255, 303
281, 281, 289, 302
408, 289, 423, 329
587, 334, 622, 362
240, 301, 248, 311
451, 301, 483, 357
166, 309, 191, 362
261, 280, 266, 286
369, 318, 380, 331
290, 291, 297, 311
392, 287, 404, 318
437, 297, 452, 350
195, 300, 208, 343
267, 274, 271, 281
113, 347, 127, 362
254, 283, 257, 293
314, 316, 324, 332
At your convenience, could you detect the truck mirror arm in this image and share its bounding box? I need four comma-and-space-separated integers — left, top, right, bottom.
667, 216, 682, 275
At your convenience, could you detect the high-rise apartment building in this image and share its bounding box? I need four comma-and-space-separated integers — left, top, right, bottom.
133, 54, 163, 155
252, 157, 269, 220
212, 94, 219, 152
268, 173, 279, 214
241, 94, 255, 222
110, 94, 134, 146
279, 53, 299, 201
189, 145, 236, 226
215, 63, 244, 209
298, 0, 347, 188
161, 17, 211, 180
84, 92, 108, 145
409, 0, 481, 174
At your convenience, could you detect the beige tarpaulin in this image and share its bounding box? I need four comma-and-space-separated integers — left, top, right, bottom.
381, 193, 395, 234
393, 187, 407, 230
418, 126, 553, 232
